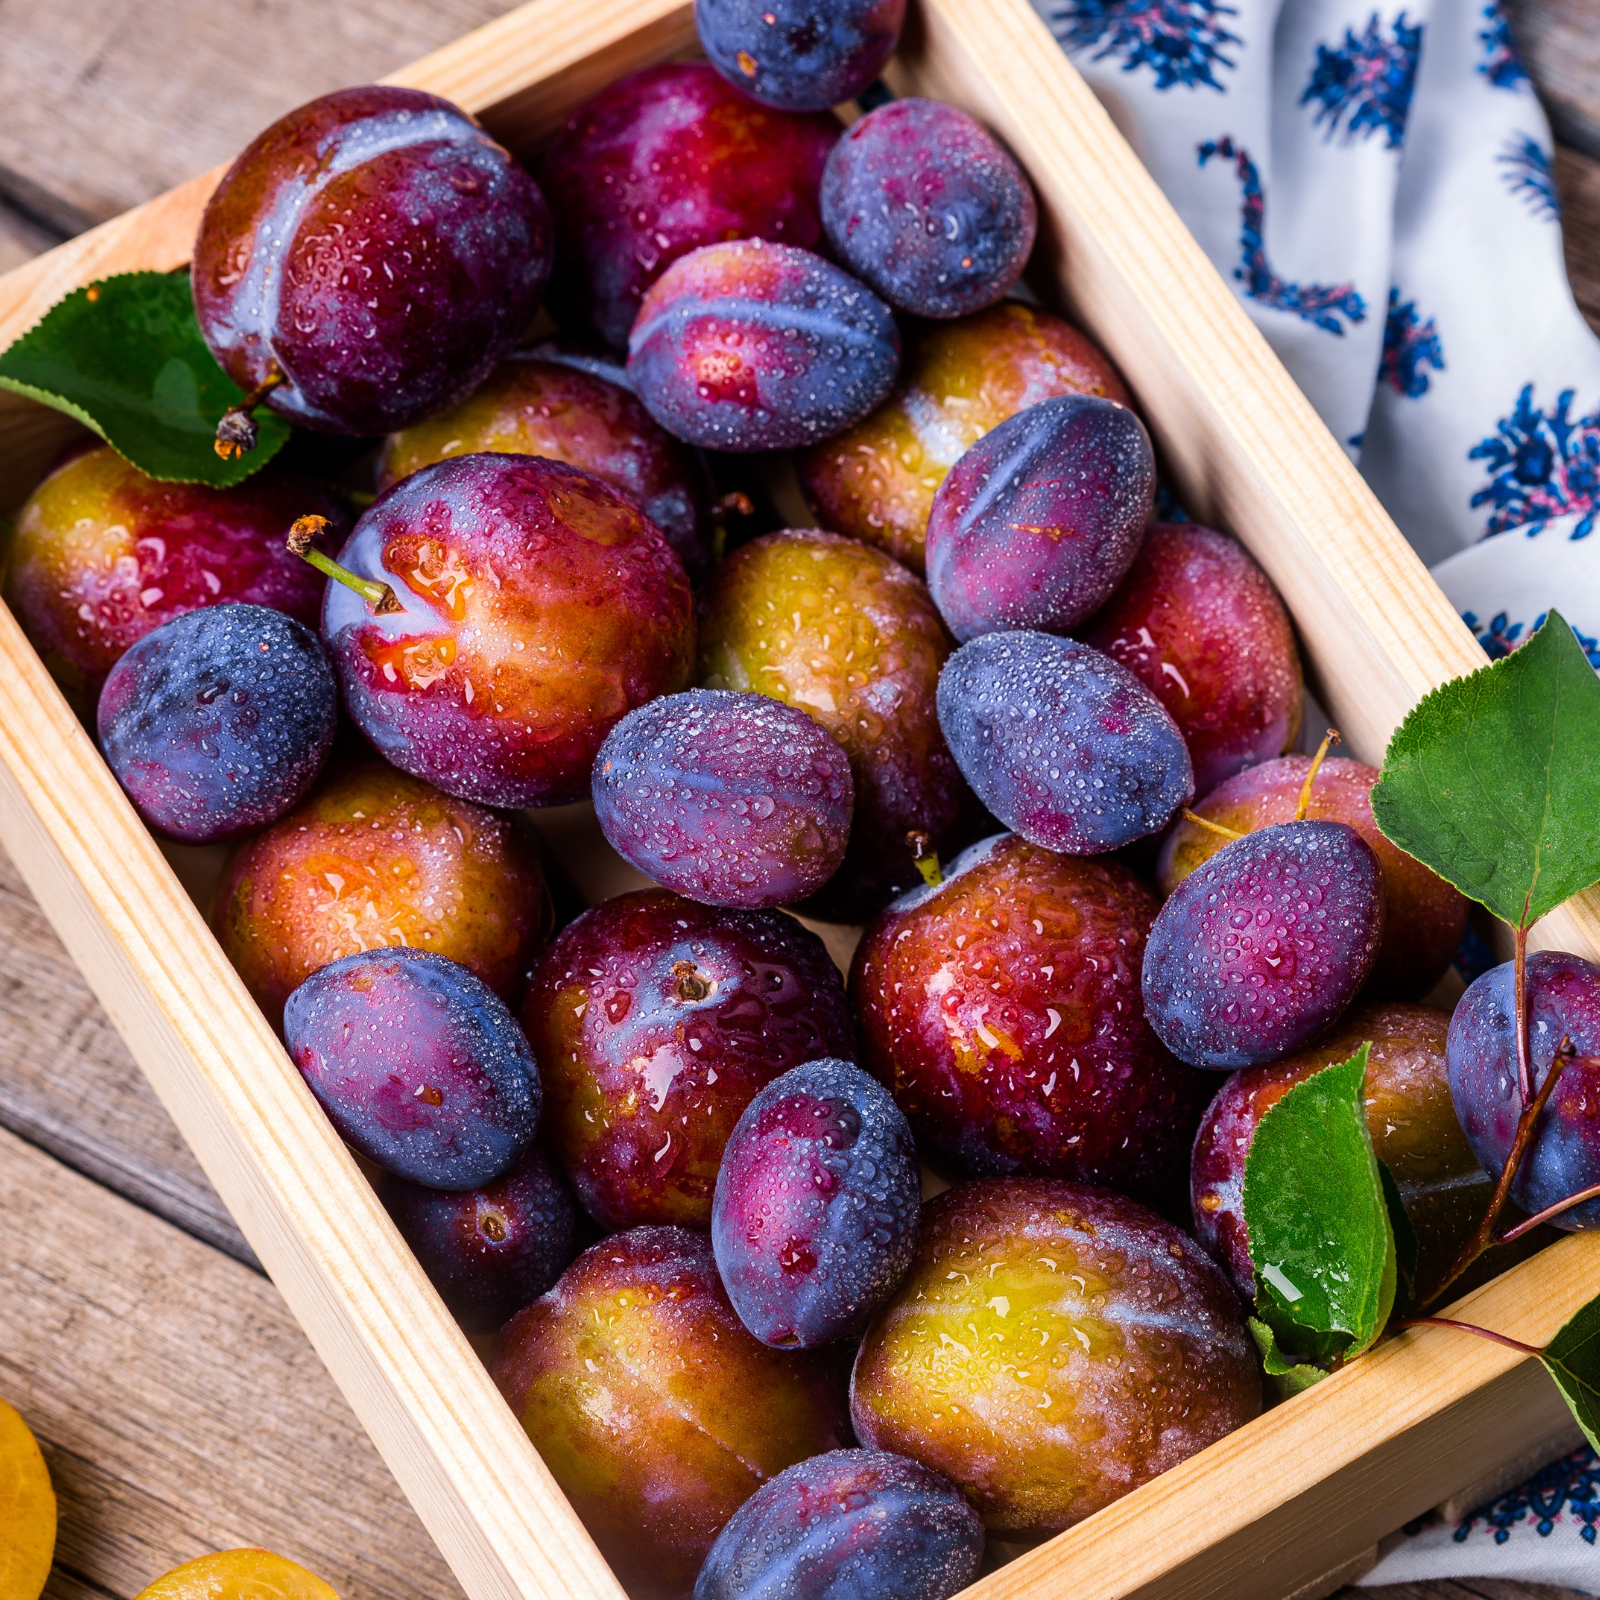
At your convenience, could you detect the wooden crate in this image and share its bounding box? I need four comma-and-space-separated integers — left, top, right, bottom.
1, 2, 1597, 1599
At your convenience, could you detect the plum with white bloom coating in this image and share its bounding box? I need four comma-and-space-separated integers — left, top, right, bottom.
696, 0, 906, 111
936, 630, 1193, 854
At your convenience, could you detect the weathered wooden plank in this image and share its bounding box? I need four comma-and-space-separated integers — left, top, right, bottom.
1508, 0, 1600, 161
1556, 143, 1600, 337
0, 198, 63, 277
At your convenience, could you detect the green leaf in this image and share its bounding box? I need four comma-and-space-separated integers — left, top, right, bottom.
1378, 1159, 1420, 1308
1371, 612, 1600, 927
1542, 1292, 1600, 1452
0, 271, 289, 487
1243, 1044, 1396, 1366
1248, 1316, 1328, 1399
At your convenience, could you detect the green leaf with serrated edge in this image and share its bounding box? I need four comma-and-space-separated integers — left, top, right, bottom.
0, 271, 289, 487
1370, 612, 1600, 927
1542, 1292, 1600, 1452
1248, 1316, 1327, 1398
1378, 1159, 1419, 1307
1243, 1044, 1396, 1365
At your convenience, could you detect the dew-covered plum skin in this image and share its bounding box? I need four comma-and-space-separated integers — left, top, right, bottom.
852, 833, 1211, 1191
521, 889, 856, 1230
97, 603, 336, 844
193, 86, 552, 437
797, 303, 1130, 573
378, 357, 714, 583
925, 395, 1154, 641
694, 1448, 983, 1600
1143, 820, 1386, 1072
821, 98, 1037, 319
627, 240, 900, 452
697, 0, 905, 112
1159, 755, 1468, 1001
378, 1144, 577, 1334
936, 630, 1194, 855
593, 690, 853, 909
712, 1059, 919, 1348
698, 530, 976, 922
491, 1226, 851, 1600
5, 444, 335, 709
212, 761, 552, 1033
1191, 1003, 1492, 1300
1448, 952, 1600, 1230
539, 64, 840, 350
284, 947, 540, 1188
851, 1179, 1261, 1533
1080, 523, 1303, 798
321, 452, 695, 809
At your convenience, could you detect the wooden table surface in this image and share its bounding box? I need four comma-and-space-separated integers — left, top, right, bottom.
0, 4, 1597, 1600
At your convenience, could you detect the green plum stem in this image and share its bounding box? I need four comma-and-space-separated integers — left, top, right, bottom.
907, 831, 943, 889
1294, 728, 1341, 822
287, 515, 402, 615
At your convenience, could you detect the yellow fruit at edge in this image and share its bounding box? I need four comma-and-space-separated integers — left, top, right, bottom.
0, 1396, 56, 1600
134, 1548, 342, 1599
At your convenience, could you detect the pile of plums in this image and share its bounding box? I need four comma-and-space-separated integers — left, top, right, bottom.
8, 4, 1599, 1599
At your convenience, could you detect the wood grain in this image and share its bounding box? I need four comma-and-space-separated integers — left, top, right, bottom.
1507, 0, 1600, 161
1556, 143, 1600, 337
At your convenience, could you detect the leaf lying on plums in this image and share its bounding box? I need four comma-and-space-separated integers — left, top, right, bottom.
0, 271, 289, 487
1371, 611, 1600, 929
1542, 1291, 1600, 1452
1247, 1317, 1327, 1399
1243, 1044, 1396, 1371
1378, 1159, 1419, 1309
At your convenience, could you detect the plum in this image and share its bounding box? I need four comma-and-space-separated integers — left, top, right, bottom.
851, 1179, 1260, 1533
627, 240, 900, 452
193, 86, 552, 437
798, 302, 1130, 573
1191, 1003, 1491, 1299
284, 947, 539, 1187
698, 529, 974, 921
712, 1059, 919, 1347
213, 761, 551, 1033
1159, 754, 1468, 1001
936, 630, 1194, 854
319, 452, 694, 808
491, 1226, 850, 1600
132, 1551, 338, 1600
1080, 523, 1303, 798
1448, 951, 1600, 1229
539, 63, 839, 349
924, 396, 1154, 641
821, 98, 1036, 319
1143, 821, 1385, 1071
852, 833, 1210, 1190
97, 604, 336, 843
378, 1144, 577, 1333
377, 356, 713, 584
5, 444, 334, 708
697, 0, 905, 111
521, 889, 855, 1229
694, 1449, 982, 1600
593, 689, 854, 909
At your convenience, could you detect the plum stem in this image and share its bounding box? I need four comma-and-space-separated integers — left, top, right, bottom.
214, 368, 285, 460
1394, 1317, 1543, 1358
1181, 808, 1245, 843
907, 831, 943, 888
1294, 729, 1342, 822
286, 515, 403, 615
1495, 1157, 1600, 1242
672, 960, 711, 1002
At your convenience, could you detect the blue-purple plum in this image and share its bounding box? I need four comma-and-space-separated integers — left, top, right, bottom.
712, 1059, 919, 1348
696, 0, 906, 111
694, 1449, 983, 1600
935, 630, 1193, 854
284, 947, 540, 1187
925, 395, 1154, 641
593, 689, 853, 909
1142, 820, 1386, 1071
97, 603, 336, 843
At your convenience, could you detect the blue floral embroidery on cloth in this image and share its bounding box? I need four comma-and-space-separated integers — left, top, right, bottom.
1498, 134, 1561, 219
1453, 1445, 1600, 1544
1470, 385, 1600, 538
1301, 13, 1422, 149
1380, 288, 1445, 398
1041, 0, 1240, 91
1478, 0, 1530, 90
1464, 610, 1600, 667
1198, 138, 1367, 334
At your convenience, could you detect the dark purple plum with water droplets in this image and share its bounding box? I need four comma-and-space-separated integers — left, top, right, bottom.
925, 395, 1153, 642
593, 689, 853, 908
1142, 820, 1385, 1071
97, 602, 336, 843
696, 0, 906, 111
284, 946, 540, 1188
694, 1448, 983, 1600
936, 630, 1193, 854
712, 1059, 919, 1348
821, 97, 1036, 319
627, 239, 901, 452
1447, 951, 1600, 1230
